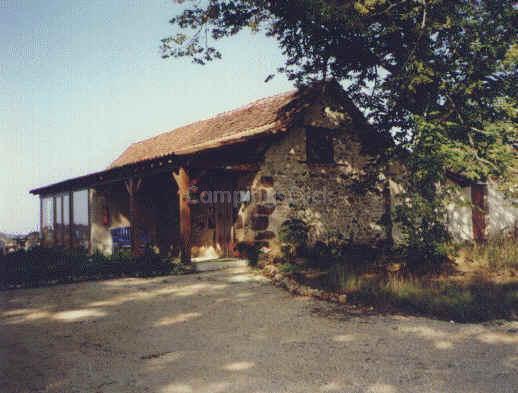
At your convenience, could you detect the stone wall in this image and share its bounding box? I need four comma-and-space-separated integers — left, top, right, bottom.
236, 124, 387, 255
487, 182, 518, 237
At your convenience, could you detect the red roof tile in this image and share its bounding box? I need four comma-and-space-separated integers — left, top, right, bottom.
109, 90, 302, 168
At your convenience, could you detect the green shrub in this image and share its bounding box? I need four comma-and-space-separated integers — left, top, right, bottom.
393, 191, 451, 272
307, 240, 383, 271
278, 218, 309, 259
0, 246, 173, 289
305, 241, 334, 268
236, 241, 261, 266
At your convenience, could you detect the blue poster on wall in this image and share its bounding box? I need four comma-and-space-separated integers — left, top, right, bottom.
111, 227, 131, 247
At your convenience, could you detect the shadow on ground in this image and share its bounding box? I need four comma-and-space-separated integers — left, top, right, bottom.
0, 266, 517, 393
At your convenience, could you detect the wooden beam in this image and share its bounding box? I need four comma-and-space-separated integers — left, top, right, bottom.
172, 167, 192, 264
223, 163, 260, 172
60, 194, 64, 246
39, 196, 43, 244
471, 184, 488, 243
52, 195, 57, 246
69, 191, 74, 249
31, 137, 269, 196
87, 189, 93, 254
125, 178, 143, 256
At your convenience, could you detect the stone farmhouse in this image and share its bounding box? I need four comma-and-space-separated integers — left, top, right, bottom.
30, 82, 517, 262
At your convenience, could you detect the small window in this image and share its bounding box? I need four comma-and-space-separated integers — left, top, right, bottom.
306, 128, 334, 164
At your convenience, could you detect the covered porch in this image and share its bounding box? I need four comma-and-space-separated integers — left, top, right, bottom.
30, 141, 266, 264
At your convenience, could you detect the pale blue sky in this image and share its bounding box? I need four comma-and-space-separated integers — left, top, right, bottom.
0, 0, 292, 234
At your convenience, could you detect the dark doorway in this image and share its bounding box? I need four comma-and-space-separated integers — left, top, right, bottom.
213, 173, 235, 257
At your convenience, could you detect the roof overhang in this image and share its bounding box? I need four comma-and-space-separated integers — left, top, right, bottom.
30, 153, 181, 195
30, 132, 277, 196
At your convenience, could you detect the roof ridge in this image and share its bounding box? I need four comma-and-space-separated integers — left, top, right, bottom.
107, 87, 306, 168
129, 89, 297, 147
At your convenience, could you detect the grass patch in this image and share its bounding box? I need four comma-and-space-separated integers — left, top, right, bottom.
235, 241, 262, 267
323, 263, 517, 322
290, 237, 518, 322
461, 234, 518, 272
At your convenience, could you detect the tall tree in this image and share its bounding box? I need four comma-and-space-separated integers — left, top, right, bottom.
162, 0, 517, 264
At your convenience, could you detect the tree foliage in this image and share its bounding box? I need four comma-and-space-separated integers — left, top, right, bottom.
162, 0, 517, 264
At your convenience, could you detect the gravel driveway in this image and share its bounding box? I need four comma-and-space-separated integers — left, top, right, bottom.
1, 266, 517, 393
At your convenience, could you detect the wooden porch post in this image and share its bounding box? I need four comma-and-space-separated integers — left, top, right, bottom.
172, 167, 192, 264
39, 196, 43, 244
125, 177, 143, 257
52, 195, 57, 245
87, 189, 93, 254
68, 191, 74, 249
60, 194, 64, 246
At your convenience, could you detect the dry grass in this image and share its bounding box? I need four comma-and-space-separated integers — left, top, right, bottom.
322, 264, 517, 322
459, 234, 518, 273
309, 235, 518, 322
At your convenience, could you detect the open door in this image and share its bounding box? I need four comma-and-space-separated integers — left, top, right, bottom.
213, 174, 234, 257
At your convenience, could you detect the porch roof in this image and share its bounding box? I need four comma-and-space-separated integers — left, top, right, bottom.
29, 154, 180, 195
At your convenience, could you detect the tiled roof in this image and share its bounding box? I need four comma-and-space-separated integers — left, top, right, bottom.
109, 90, 303, 168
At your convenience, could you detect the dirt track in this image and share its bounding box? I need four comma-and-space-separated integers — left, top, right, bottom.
1, 266, 517, 393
